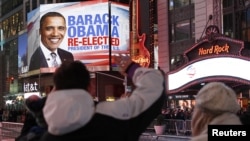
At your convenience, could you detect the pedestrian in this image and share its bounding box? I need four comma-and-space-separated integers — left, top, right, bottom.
16, 95, 47, 141
39, 56, 165, 141
29, 12, 74, 71
239, 102, 250, 125
191, 82, 242, 141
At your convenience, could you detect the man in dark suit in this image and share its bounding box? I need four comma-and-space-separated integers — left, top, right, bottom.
29, 12, 74, 71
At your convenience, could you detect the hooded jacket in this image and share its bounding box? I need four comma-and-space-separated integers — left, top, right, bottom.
191, 82, 242, 141
39, 67, 165, 141
191, 113, 242, 141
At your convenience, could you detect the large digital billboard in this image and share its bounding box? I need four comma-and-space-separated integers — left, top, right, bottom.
25, 1, 129, 74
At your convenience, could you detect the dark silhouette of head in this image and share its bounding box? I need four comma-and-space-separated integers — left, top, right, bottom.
53, 61, 90, 91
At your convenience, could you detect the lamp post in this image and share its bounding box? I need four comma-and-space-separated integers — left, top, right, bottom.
108, 1, 112, 71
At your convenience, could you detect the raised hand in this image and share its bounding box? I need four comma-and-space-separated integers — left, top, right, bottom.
113, 54, 132, 75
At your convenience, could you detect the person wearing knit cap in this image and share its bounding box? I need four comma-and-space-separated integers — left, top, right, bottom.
191, 82, 242, 141
16, 95, 48, 141
39, 56, 165, 141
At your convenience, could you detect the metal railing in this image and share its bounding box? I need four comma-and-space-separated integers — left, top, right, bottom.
0, 122, 23, 140
0, 120, 191, 140
146, 119, 192, 136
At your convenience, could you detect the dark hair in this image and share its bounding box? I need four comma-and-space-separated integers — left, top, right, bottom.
53, 61, 90, 90
40, 12, 66, 28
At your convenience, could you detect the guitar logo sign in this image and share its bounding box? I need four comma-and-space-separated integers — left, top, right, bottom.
130, 0, 150, 67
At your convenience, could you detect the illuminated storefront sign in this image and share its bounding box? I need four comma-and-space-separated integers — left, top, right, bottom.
130, 0, 150, 67
198, 43, 229, 55
184, 37, 244, 62
23, 81, 40, 98
167, 25, 248, 94
168, 57, 250, 91
24, 92, 40, 99
132, 55, 150, 67
23, 82, 39, 93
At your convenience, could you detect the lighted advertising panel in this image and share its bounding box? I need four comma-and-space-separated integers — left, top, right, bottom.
168, 57, 250, 92
18, 31, 28, 74
25, 1, 129, 74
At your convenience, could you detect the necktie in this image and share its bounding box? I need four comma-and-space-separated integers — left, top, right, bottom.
51, 52, 59, 67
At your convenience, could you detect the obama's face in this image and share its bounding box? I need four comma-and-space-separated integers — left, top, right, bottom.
40, 16, 66, 52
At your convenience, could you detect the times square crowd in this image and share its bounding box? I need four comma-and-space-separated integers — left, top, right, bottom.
0, 108, 26, 122
0, 101, 250, 125
0, 90, 250, 141
160, 103, 250, 124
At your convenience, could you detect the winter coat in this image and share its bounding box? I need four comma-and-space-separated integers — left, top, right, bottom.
191, 113, 242, 141
39, 67, 165, 141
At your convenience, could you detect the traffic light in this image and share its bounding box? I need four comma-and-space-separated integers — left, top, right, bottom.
10, 77, 14, 84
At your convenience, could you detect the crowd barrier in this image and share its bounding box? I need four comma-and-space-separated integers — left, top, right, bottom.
0, 120, 190, 140
0, 122, 23, 140
139, 133, 191, 141
147, 119, 192, 136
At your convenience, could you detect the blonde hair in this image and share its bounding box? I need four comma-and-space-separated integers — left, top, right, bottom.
191, 107, 216, 136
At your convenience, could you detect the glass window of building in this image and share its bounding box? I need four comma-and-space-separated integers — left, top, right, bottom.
0, 11, 23, 39
191, 18, 195, 38
241, 9, 250, 41
25, 1, 31, 22
32, 0, 37, 10
223, 0, 250, 41
3, 38, 18, 94
223, 0, 233, 8
174, 0, 190, 8
246, 9, 250, 28
175, 20, 190, 41
40, 0, 45, 4
169, 0, 194, 43
169, 20, 192, 42
170, 24, 174, 42
169, 0, 174, 10
240, 10, 248, 41
223, 13, 233, 38
1, 0, 22, 15
169, 0, 192, 10
2, 19, 9, 38
12, 0, 22, 9
47, 0, 53, 4
15, 11, 24, 33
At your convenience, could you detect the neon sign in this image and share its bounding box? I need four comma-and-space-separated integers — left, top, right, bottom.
198, 43, 229, 56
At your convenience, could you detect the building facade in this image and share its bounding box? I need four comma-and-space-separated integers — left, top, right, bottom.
160, 0, 250, 109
